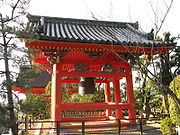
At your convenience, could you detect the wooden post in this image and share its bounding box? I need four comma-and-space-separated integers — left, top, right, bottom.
82, 121, 85, 135
51, 63, 63, 122
139, 118, 143, 135
25, 115, 29, 135
56, 121, 60, 135
117, 119, 121, 135
126, 66, 136, 123
113, 78, 122, 119
81, 121, 85, 135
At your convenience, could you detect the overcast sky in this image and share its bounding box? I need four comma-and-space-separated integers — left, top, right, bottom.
1, 0, 179, 99
28, 0, 180, 37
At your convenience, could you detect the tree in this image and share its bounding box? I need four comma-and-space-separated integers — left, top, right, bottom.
160, 75, 180, 134
20, 94, 50, 120
0, 90, 19, 129
130, 36, 180, 108
0, 0, 30, 134
116, 0, 180, 108
158, 35, 180, 113
169, 75, 180, 126
135, 78, 163, 116
140, 0, 180, 108
133, 55, 151, 117
133, 40, 180, 115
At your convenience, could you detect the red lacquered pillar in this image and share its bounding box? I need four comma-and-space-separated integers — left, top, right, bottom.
51, 63, 63, 121
113, 78, 122, 119
105, 81, 112, 117
126, 66, 136, 123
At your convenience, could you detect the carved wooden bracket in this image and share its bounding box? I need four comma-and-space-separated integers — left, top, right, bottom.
43, 50, 69, 64
83, 51, 104, 60
70, 63, 90, 72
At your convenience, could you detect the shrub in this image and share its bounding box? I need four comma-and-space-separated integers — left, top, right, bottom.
169, 75, 180, 126
160, 117, 176, 135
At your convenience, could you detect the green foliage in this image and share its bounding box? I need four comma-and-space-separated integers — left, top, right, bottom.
46, 82, 105, 103
93, 89, 105, 102
70, 93, 95, 103
144, 79, 162, 110
134, 90, 144, 110
169, 75, 180, 126
168, 46, 180, 76
134, 79, 162, 111
45, 81, 52, 95
133, 55, 150, 73
121, 82, 127, 103
160, 117, 176, 135
61, 89, 70, 103
72, 83, 79, 89
62, 90, 105, 104
20, 94, 50, 120
45, 82, 79, 96
16, 25, 39, 41
69, 91, 105, 103
0, 104, 10, 128
160, 75, 180, 134
133, 37, 180, 113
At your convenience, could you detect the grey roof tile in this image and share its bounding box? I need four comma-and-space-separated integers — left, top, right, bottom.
27, 14, 174, 47
28, 72, 51, 88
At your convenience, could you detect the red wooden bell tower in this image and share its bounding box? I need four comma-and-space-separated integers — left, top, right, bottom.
25, 14, 174, 122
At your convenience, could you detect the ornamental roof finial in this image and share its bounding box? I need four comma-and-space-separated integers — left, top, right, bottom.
40, 17, 45, 26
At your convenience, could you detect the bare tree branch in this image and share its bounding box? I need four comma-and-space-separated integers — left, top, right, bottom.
10, 0, 21, 19
155, 0, 174, 36
163, 0, 169, 9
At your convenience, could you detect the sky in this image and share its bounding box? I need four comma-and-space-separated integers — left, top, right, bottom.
28, 0, 180, 38
1, 0, 180, 99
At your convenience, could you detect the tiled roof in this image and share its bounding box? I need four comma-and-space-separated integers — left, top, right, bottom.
28, 71, 51, 88
27, 14, 173, 47
16, 66, 51, 88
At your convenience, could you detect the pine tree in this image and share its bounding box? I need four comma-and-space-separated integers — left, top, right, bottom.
0, 0, 30, 134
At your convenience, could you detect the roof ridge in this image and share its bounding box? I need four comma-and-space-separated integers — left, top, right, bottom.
27, 14, 139, 29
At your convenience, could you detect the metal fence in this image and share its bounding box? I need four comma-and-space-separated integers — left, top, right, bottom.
18, 117, 162, 135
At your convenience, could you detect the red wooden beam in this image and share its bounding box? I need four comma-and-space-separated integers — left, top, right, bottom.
34, 57, 127, 68
62, 79, 107, 83
60, 71, 126, 78
60, 103, 130, 111
26, 41, 171, 55
61, 116, 108, 121
60, 58, 126, 67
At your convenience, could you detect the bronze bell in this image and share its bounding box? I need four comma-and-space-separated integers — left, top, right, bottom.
79, 77, 95, 95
